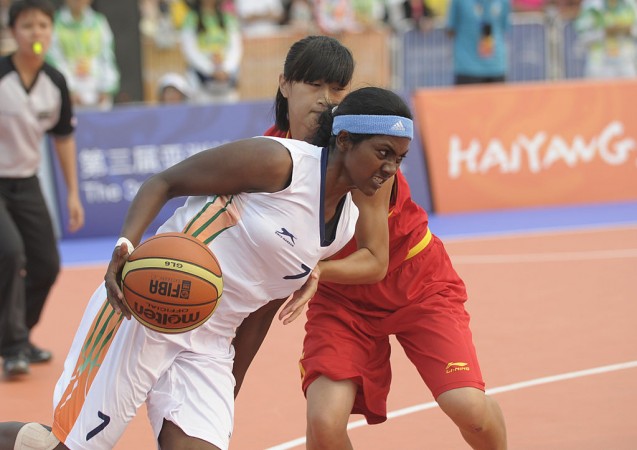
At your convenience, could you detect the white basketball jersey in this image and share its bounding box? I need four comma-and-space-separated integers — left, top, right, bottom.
51, 138, 358, 449
157, 136, 358, 338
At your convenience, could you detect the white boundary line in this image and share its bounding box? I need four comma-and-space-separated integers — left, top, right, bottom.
439, 222, 637, 243
265, 361, 637, 450
63, 245, 637, 268
451, 248, 637, 264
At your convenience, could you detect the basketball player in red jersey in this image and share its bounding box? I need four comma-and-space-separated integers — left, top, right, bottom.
232, 36, 508, 449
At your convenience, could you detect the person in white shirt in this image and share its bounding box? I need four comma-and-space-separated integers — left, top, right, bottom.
234, 0, 284, 37
0, 85, 414, 450
180, 0, 242, 102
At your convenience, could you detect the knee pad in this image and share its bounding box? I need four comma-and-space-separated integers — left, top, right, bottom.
14, 423, 59, 450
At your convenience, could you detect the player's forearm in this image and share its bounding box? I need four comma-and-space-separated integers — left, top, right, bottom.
53, 135, 80, 196
119, 176, 172, 245
318, 248, 387, 284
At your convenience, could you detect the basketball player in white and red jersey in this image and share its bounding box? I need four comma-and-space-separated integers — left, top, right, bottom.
0, 86, 413, 450
233, 35, 508, 450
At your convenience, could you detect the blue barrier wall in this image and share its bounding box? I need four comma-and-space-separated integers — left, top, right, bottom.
51, 99, 434, 239
399, 19, 548, 91
562, 21, 586, 79
52, 101, 274, 239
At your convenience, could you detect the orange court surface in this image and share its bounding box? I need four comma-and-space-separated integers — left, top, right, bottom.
1, 209, 636, 449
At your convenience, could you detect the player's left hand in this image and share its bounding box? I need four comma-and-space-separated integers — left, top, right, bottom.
278, 266, 320, 325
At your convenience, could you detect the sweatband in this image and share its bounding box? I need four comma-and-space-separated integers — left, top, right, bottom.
115, 236, 134, 253
332, 115, 413, 139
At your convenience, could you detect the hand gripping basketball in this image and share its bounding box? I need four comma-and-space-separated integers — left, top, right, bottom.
120, 233, 223, 333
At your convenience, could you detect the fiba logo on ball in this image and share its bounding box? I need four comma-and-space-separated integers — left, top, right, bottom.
121, 233, 223, 334
135, 277, 199, 326
148, 278, 192, 299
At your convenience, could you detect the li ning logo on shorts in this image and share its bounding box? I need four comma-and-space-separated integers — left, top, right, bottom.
445, 362, 470, 374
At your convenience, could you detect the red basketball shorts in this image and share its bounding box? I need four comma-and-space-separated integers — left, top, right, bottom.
300, 236, 486, 424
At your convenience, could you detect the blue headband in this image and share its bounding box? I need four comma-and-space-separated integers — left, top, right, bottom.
332, 115, 413, 139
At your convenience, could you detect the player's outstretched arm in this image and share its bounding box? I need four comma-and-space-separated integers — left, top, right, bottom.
318, 176, 393, 285
118, 137, 293, 246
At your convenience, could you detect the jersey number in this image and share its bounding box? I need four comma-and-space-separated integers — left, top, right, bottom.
86, 411, 110, 441
283, 264, 311, 280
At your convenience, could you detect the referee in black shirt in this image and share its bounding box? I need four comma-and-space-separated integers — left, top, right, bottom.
0, 0, 84, 378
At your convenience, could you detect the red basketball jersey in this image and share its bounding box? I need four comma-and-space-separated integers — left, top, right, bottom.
263, 125, 430, 273
264, 125, 287, 138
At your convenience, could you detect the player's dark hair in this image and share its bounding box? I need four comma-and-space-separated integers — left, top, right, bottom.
9, 0, 55, 28
274, 36, 355, 132
312, 87, 413, 148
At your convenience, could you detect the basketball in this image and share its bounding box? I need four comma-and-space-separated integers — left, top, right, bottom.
121, 232, 223, 334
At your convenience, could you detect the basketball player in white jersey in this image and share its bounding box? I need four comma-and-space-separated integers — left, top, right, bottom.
0, 86, 414, 450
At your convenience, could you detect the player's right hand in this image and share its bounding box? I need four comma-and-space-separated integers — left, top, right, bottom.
104, 243, 132, 319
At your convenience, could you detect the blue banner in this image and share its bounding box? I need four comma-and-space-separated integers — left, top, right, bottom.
52, 101, 273, 239
51, 98, 433, 239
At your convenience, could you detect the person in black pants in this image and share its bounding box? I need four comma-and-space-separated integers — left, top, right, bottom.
0, 0, 84, 379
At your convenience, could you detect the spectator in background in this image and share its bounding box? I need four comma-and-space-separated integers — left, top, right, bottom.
157, 71, 191, 103
234, 0, 284, 37
446, 0, 511, 85
385, 0, 431, 32
351, 0, 387, 29
172, 0, 191, 27
553, 0, 584, 19
0, 0, 17, 55
46, 0, 120, 109
411, 0, 437, 30
512, 0, 546, 11
313, 0, 362, 34
426, 0, 450, 17
180, 0, 242, 103
280, 0, 316, 32
575, 0, 637, 78
140, 0, 182, 48
0, 0, 84, 379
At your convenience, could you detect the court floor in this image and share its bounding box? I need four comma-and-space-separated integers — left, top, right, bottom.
1, 201, 636, 449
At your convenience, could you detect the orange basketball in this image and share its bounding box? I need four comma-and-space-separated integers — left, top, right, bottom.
121, 232, 223, 334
